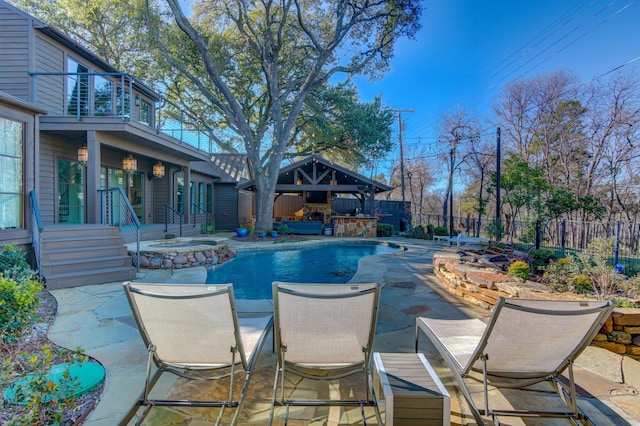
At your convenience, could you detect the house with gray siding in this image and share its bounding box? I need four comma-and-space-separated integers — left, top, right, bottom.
0, 0, 249, 288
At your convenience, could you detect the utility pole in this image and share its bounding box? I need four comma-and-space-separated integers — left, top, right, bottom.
449, 148, 454, 238
394, 108, 413, 231
495, 127, 501, 241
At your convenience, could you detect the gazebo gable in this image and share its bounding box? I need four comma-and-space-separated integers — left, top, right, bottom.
269, 154, 392, 194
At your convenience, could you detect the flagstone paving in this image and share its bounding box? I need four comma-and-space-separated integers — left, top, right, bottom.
49, 235, 640, 425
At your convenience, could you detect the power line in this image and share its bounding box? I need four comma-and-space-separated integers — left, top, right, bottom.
501, 0, 638, 86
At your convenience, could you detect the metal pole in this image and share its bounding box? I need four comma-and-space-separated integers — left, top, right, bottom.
614, 221, 621, 266
399, 112, 405, 205
449, 148, 454, 238
561, 220, 566, 257
495, 127, 501, 241
393, 108, 413, 232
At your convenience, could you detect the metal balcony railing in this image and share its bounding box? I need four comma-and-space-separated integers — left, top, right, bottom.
29, 71, 219, 155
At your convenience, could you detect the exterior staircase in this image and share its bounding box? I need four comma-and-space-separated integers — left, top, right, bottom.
39, 224, 137, 290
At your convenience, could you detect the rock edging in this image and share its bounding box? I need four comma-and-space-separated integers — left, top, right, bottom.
138, 243, 236, 269
433, 246, 640, 361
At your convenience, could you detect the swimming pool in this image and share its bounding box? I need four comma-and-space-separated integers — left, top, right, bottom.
206, 242, 398, 299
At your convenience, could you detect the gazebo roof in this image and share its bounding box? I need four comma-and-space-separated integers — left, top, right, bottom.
237, 154, 392, 194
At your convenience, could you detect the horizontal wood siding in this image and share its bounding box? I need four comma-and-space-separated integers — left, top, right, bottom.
0, 6, 30, 99
237, 190, 254, 228
152, 175, 170, 224
274, 194, 303, 220
214, 184, 239, 231
38, 134, 67, 224
35, 35, 64, 114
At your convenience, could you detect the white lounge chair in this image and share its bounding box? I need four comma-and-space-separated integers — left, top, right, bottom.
416, 297, 613, 425
434, 233, 489, 245
120, 282, 273, 426
269, 282, 381, 425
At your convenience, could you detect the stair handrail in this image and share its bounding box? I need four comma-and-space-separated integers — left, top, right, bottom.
98, 187, 141, 271
29, 190, 44, 277
191, 202, 209, 235
164, 203, 183, 237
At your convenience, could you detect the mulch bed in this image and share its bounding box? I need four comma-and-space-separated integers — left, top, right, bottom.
0, 290, 104, 425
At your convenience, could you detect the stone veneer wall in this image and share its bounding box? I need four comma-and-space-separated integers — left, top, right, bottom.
433, 249, 640, 361
333, 216, 377, 237
138, 243, 236, 270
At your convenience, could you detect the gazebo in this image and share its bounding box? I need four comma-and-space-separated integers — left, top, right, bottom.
237, 154, 393, 236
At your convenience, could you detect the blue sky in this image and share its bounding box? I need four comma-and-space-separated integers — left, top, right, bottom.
352, 0, 640, 176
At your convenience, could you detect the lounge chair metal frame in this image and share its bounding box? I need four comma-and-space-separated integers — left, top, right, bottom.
416, 297, 614, 426
269, 282, 381, 425
120, 282, 273, 426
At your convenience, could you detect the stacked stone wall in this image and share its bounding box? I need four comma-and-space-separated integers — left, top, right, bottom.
433, 248, 640, 361
138, 243, 236, 270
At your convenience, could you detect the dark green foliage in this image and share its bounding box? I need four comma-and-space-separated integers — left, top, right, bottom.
405, 225, 428, 239
433, 226, 449, 236
277, 224, 292, 235
0, 244, 30, 274
377, 223, 394, 237
528, 248, 558, 274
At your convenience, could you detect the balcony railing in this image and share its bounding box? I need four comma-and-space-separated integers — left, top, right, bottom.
29, 71, 219, 155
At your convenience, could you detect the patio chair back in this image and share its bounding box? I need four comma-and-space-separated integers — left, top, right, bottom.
125, 282, 246, 369
272, 282, 380, 370
467, 298, 614, 380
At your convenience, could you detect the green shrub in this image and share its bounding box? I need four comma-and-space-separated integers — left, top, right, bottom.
404, 224, 427, 239
433, 226, 449, 236
613, 298, 640, 308
1, 345, 87, 425
507, 260, 530, 280
576, 237, 624, 300
0, 244, 31, 276
277, 224, 292, 235
376, 223, 394, 237
528, 248, 557, 274
485, 218, 505, 240
540, 257, 578, 292
200, 220, 216, 234
0, 275, 43, 343
426, 223, 435, 234
570, 274, 593, 294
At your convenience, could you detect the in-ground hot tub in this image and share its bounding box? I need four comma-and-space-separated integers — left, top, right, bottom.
127, 237, 235, 269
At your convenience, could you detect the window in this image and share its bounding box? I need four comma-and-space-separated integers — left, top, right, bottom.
176, 177, 184, 214
198, 182, 205, 210
206, 183, 213, 213
0, 117, 23, 229
116, 87, 131, 118
140, 100, 152, 126
189, 181, 195, 214
93, 75, 113, 116
66, 58, 89, 116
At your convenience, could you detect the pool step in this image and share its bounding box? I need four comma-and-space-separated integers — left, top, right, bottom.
39, 225, 136, 290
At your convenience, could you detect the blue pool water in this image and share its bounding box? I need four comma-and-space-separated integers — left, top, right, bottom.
206, 243, 397, 299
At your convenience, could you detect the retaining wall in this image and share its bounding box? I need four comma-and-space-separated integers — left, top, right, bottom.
433, 248, 640, 361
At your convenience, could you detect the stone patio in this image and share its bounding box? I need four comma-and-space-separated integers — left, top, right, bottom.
48, 235, 640, 425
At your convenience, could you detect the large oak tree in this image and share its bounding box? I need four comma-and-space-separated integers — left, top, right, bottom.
145, 0, 421, 230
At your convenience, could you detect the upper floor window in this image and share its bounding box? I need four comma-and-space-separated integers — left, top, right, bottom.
0, 117, 24, 229
116, 87, 131, 118
66, 58, 89, 116
94, 75, 113, 116
140, 100, 152, 126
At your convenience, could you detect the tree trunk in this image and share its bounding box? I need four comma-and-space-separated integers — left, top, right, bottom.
254, 172, 278, 232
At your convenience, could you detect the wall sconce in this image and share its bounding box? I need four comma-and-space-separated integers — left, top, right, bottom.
152, 162, 165, 179
77, 144, 88, 166
296, 178, 302, 185
122, 154, 137, 173
135, 95, 140, 106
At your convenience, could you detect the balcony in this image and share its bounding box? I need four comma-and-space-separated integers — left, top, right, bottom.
30, 71, 219, 156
